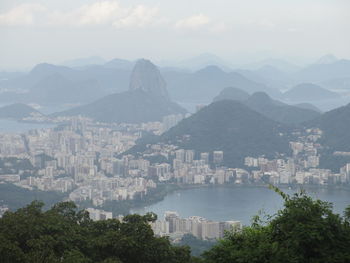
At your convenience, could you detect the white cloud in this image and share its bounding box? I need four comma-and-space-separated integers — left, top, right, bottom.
74, 1, 123, 26
175, 14, 211, 30
112, 5, 159, 28
0, 3, 46, 26
48, 1, 124, 26
174, 14, 228, 34
0, 1, 160, 29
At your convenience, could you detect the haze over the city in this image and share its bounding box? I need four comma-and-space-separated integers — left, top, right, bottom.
1, 1, 350, 262
1, 0, 350, 70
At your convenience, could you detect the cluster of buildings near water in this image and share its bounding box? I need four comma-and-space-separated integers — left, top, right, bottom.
151, 211, 241, 240
81, 207, 241, 241
0, 116, 350, 218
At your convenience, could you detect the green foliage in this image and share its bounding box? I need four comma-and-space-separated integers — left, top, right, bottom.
213, 87, 250, 103
203, 189, 350, 263
177, 234, 216, 257
162, 100, 291, 168
310, 103, 350, 152
0, 201, 192, 263
318, 149, 350, 172
57, 89, 186, 123
0, 183, 66, 210
143, 154, 169, 165
244, 91, 320, 126
2, 189, 349, 263
0, 157, 34, 174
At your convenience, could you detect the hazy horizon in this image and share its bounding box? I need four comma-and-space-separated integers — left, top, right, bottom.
1, 0, 350, 70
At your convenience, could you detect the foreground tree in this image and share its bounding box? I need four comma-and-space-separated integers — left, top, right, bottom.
0, 201, 192, 263
203, 187, 350, 263
1, 189, 349, 263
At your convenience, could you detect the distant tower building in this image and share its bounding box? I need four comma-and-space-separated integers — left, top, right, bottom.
162, 114, 183, 132
213, 151, 224, 165
175, 149, 185, 162
165, 211, 179, 233
200, 152, 209, 165
173, 159, 183, 170
113, 159, 125, 176
185, 150, 195, 163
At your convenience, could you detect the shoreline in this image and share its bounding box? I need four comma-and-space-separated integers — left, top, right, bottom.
174, 183, 350, 192
130, 182, 350, 213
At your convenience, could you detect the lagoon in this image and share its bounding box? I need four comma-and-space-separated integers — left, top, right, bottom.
132, 186, 350, 225
0, 119, 55, 133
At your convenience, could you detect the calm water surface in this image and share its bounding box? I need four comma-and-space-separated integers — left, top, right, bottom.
132, 186, 350, 225
0, 119, 54, 132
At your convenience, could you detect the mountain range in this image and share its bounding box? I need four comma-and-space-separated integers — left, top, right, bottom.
295, 59, 350, 83
283, 83, 340, 101
213, 87, 320, 125
310, 103, 350, 152
1, 54, 349, 108
127, 95, 350, 169
0, 63, 131, 105
54, 59, 186, 123
0, 103, 43, 120
162, 65, 280, 102
157, 100, 291, 168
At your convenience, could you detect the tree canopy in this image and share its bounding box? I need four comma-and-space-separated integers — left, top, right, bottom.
1, 187, 349, 263
0, 201, 192, 263
203, 186, 350, 263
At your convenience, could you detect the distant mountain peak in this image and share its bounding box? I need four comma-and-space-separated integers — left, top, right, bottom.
29, 63, 72, 77
176, 53, 233, 71
213, 87, 320, 125
196, 65, 225, 75
315, 54, 338, 65
30, 63, 54, 74
0, 103, 43, 120
283, 83, 340, 101
104, 58, 134, 70
213, 87, 250, 102
129, 59, 169, 100
249, 91, 271, 101
158, 99, 290, 167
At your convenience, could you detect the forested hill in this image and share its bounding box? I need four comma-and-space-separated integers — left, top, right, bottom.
309, 103, 350, 152
0, 103, 43, 120
213, 87, 320, 125
161, 100, 291, 167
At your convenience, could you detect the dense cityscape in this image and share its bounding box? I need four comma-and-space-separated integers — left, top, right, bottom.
1, 111, 350, 230
1, 0, 350, 260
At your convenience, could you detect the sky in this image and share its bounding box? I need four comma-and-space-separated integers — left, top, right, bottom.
0, 0, 349, 70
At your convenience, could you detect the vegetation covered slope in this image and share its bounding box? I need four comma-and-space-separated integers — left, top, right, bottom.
213, 88, 321, 125
245, 92, 320, 126
0, 103, 42, 119
203, 188, 350, 263
283, 83, 340, 101
1, 189, 349, 263
54, 89, 186, 123
161, 100, 291, 167
310, 103, 350, 152
0, 201, 193, 263
212, 87, 250, 102
308, 103, 350, 171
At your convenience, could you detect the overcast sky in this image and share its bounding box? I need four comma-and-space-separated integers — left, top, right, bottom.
0, 0, 349, 70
